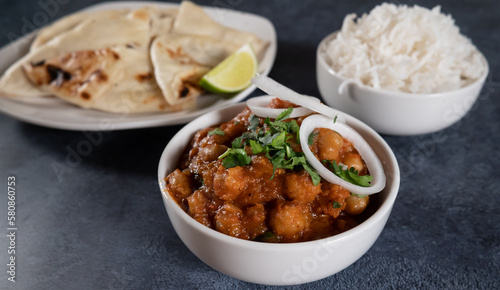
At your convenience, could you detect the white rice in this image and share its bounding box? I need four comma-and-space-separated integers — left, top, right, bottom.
324, 3, 486, 94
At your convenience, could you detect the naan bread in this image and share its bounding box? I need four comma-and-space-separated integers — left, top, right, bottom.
30, 9, 130, 51
0, 1, 268, 114
173, 1, 267, 59
0, 7, 156, 98
30, 11, 89, 51
151, 34, 238, 106
23, 48, 122, 108
150, 8, 178, 38
23, 45, 188, 113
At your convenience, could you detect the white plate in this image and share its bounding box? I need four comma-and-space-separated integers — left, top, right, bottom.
0, 1, 277, 131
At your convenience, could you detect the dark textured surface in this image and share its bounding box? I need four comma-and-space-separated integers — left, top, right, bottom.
0, 0, 499, 289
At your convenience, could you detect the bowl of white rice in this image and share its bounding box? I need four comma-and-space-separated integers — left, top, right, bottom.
316, 3, 488, 135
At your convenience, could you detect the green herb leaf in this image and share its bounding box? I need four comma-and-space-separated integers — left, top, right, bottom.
264, 114, 299, 136
346, 168, 373, 187
288, 120, 300, 133
208, 128, 225, 136
219, 148, 252, 168
241, 131, 258, 142
285, 144, 294, 158
249, 140, 265, 154
333, 115, 338, 123
322, 160, 373, 187
248, 114, 259, 131
303, 163, 321, 186
308, 131, 319, 145
332, 201, 342, 209
289, 120, 300, 143
232, 136, 243, 149
275, 107, 293, 121
271, 150, 293, 170
259, 132, 274, 146
290, 155, 307, 167
255, 231, 279, 242
270, 131, 287, 147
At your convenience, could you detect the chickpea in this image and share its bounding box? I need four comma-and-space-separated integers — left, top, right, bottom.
191, 127, 212, 147
270, 201, 311, 241
317, 128, 344, 161
199, 144, 229, 162
215, 203, 248, 239
165, 169, 194, 201
213, 165, 246, 201
316, 183, 350, 218
187, 190, 211, 227
342, 153, 366, 174
284, 170, 321, 203
344, 194, 369, 215
245, 204, 267, 239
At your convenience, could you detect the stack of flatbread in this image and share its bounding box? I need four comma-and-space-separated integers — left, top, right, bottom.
0, 1, 267, 113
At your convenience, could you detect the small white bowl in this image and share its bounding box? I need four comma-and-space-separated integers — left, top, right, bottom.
158, 102, 400, 285
316, 32, 489, 136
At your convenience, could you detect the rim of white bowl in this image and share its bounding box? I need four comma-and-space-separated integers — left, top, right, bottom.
317, 31, 490, 100
158, 102, 400, 250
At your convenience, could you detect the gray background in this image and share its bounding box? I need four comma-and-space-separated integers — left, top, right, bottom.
0, 0, 499, 289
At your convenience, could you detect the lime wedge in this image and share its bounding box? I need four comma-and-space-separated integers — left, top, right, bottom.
200, 44, 258, 93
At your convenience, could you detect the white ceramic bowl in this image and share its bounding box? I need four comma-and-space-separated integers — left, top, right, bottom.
158, 102, 400, 285
316, 32, 489, 136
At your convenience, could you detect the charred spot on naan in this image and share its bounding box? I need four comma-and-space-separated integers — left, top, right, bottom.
80, 92, 91, 100
46, 65, 72, 87
93, 70, 109, 82
32, 60, 46, 67
179, 82, 202, 98
23, 63, 72, 87
126, 42, 141, 49
111, 51, 120, 60
166, 47, 187, 58
178, 73, 204, 99
136, 72, 154, 82
22, 48, 122, 105
165, 47, 201, 66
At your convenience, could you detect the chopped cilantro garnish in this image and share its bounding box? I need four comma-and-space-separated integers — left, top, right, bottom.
275, 107, 293, 121
258, 132, 274, 146
248, 114, 260, 131
255, 231, 279, 242
216, 108, 321, 185
270, 131, 287, 147
322, 160, 373, 187
332, 201, 342, 209
333, 115, 338, 123
219, 148, 252, 168
232, 136, 244, 148
289, 121, 300, 142
308, 131, 319, 145
303, 163, 321, 186
264, 117, 299, 136
208, 128, 225, 136
249, 140, 265, 154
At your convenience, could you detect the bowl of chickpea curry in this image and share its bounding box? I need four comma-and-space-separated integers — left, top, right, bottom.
158, 76, 400, 285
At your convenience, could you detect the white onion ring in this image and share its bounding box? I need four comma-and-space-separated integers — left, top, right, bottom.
251, 75, 346, 123
247, 95, 319, 119
299, 114, 386, 195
